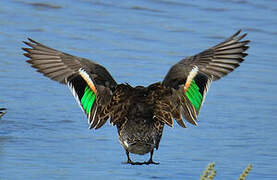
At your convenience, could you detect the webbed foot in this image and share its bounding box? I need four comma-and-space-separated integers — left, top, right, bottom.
145, 159, 159, 165
124, 159, 159, 165
124, 150, 159, 165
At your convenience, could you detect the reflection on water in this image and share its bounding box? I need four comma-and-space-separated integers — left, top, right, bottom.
0, 0, 277, 179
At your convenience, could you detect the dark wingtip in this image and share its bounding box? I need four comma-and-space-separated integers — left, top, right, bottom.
242, 46, 249, 51
22, 47, 30, 52
26, 59, 33, 64
23, 42, 33, 49
23, 41, 29, 46
242, 53, 248, 57
243, 40, 251, 44
238, 33, 247, 41
233, 29, 242, 37
27, 38, 37, 44
23, 53, 31, 58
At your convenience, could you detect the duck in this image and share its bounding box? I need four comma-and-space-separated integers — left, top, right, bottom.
23, 30, 250, 165
0, 108, 7, 118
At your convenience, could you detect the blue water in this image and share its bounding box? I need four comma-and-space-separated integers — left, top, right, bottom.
0, 0, 277, 179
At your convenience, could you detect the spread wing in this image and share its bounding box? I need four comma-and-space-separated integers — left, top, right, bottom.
163, 30, 250, 127
23, 39, 117, 129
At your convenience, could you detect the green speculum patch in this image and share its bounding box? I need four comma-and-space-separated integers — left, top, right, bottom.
185, 80, 203, 111
81, 86, 96, 115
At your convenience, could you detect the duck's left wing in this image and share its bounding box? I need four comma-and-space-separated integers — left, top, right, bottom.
162, 30, 250, 127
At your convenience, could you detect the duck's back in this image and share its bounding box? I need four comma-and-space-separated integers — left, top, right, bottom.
108, 83, 171, 155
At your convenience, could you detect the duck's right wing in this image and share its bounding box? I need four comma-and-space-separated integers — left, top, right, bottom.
23, 39, 117, 129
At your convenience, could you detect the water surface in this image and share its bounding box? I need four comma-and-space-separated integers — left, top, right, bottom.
0, 0, 277, 179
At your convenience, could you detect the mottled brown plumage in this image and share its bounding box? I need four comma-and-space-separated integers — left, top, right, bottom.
108, 83, 172, 163
23, 30, 250, 165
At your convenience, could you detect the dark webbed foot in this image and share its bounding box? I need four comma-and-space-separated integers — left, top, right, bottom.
127, 160, 147, 165
124, 159, 159, 165
124, 150, 159, 165
145, 159, 159, 165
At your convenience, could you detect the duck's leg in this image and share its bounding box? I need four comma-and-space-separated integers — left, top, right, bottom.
126, 150, 133, 164
145, 150, 159, 165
